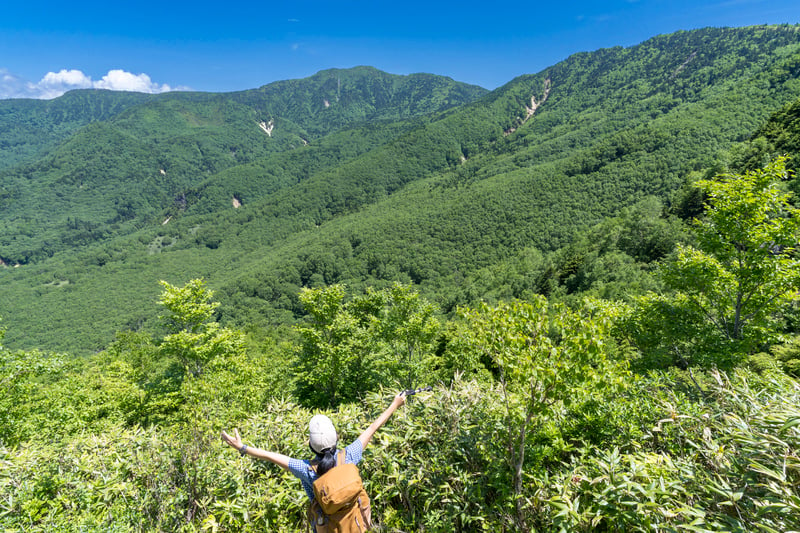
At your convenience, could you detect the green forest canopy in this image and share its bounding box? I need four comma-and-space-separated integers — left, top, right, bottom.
2, 25, 800, 355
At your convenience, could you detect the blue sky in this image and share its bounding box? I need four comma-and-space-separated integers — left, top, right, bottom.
2, 0, 799, 99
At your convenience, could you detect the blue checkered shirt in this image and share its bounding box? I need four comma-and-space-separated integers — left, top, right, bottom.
287, 438, 364, 500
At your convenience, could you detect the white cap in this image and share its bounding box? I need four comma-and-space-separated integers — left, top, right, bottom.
309, 414, 338, 453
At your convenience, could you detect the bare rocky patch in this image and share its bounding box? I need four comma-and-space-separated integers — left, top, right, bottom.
259, 119, 275, 136
505, 78, 551, 136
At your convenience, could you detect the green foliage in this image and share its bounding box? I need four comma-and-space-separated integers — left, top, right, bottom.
772, 335, 800, 377
745, 351, 784, 375
4, 27, 800, 354
294, 283, 442, 407
543, 370, 800, 532
734, 96, 800, 177
0, 69, 485, 267
365, 380, 509, 532
368, 282, 441, 388
459, 296, 628, 531
0, 90, 151, 171
626, 290, 720, 369
5, 27, 800, 530
5, 365, 799, 532
629, 158, 800, 366
0, 346, 66, 446
688, 158, 799, 342
158, 279, 245, 379
160, 279, 220, 334
294, 284, 367, 407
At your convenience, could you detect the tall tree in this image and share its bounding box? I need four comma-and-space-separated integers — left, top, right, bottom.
460, 296, 622, 532
158, 279, 244, 378
631, 158, 800, 366
294, 283, 441, 407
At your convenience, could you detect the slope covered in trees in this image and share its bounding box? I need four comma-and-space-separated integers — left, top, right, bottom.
4, 25, 799, 353
0, 68, 486, 265
2, 180, 799, 529
0, 90, 151, 171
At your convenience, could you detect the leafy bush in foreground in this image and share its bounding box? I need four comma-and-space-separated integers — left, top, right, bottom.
544, 371, 800, 532
2, 370, 798, 532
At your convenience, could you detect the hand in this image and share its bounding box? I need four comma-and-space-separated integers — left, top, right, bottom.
393, 391, 407, 408
221, 428, 243, 450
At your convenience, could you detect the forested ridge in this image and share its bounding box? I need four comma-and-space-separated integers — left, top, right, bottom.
2, 25, 800, 531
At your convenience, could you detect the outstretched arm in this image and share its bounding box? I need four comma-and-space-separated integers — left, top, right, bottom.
358, 392, 406, 450
221, 428, 291, 470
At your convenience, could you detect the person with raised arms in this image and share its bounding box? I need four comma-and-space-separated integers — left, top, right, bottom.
221, 391, 408, 531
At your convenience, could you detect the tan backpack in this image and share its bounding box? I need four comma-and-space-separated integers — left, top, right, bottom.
307, 450, 372, 533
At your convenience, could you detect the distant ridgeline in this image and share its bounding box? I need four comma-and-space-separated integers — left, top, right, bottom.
1, 25, 800, 353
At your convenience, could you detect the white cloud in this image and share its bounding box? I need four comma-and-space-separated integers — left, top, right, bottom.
32, 69, 94, 99
41, 69, 93, 88
94, 70, 172, 93
0, 68, 180, 99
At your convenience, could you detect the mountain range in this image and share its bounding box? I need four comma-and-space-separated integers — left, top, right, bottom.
2, 24, 800, 354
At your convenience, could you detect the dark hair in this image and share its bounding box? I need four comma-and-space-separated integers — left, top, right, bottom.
312, 446, 338, 477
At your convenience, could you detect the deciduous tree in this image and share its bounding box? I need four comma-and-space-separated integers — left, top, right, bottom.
158, 279, 244, 378
294, 283, 441, 407
630, 158, 800, 366
460, 296, 623, 532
